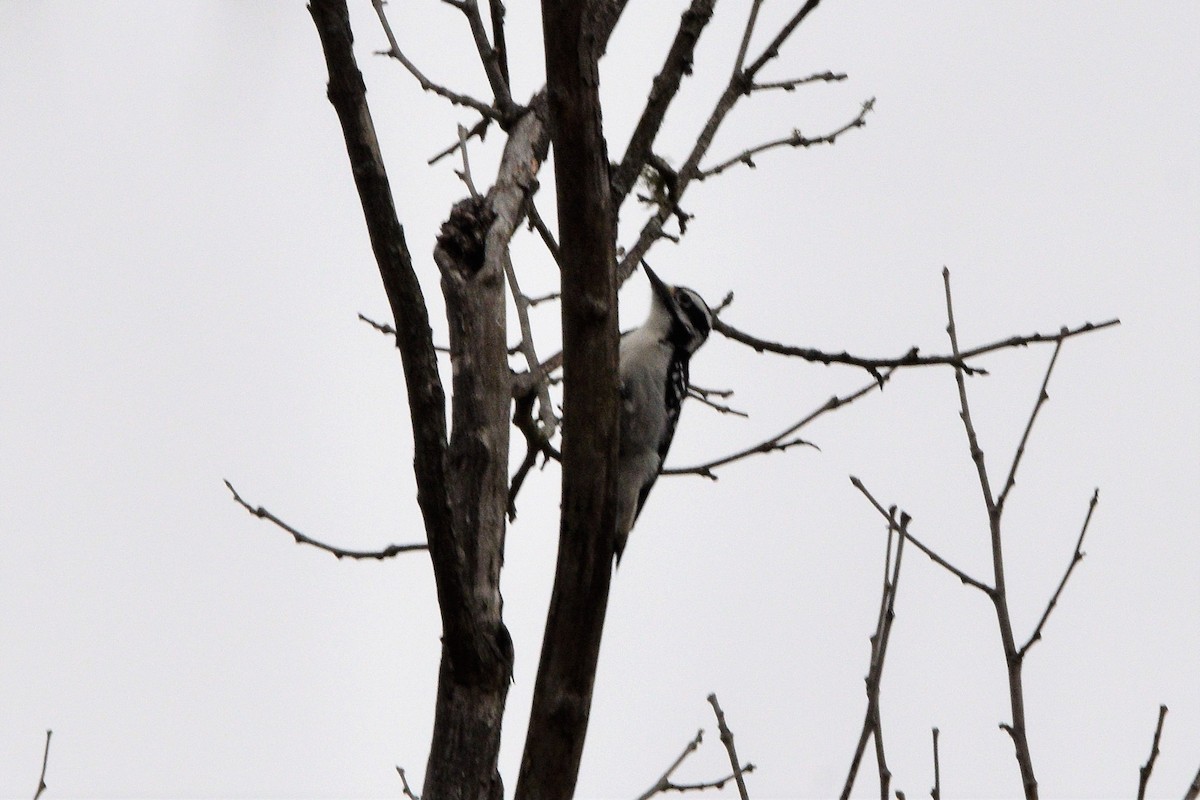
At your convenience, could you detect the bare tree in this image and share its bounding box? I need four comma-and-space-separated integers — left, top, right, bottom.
222, 3, 1180, 799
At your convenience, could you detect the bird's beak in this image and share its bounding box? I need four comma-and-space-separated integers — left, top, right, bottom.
642, 263, 673, 305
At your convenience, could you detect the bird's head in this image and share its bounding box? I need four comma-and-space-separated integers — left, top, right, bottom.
643, 263, 713, 355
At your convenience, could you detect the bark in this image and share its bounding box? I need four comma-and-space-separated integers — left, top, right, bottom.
514, 3, 621, 800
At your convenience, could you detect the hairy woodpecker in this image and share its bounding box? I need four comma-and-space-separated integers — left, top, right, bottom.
615, 264, 713, 563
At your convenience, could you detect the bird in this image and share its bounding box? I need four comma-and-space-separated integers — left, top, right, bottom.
615, 263, 713, 563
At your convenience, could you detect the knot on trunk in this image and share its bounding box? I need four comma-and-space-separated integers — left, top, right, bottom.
437, 196, 495, 276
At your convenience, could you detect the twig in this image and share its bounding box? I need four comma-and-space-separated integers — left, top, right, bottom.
1136, 705, 1168, 800
224, 480, 428, 559
943, 267, 997, 513
997, 339, 1064, 513
714, 316, 1120, 376
635, 729, 704, 800
396, 766, 421, 800
446, 0, 516, 117
524, 196, 562, 267
707, 694, 750, 800
611, 0, 718, 203
507, 387, 561, 520
840, 507, 906, 800
688, 386, 749, 418
944, 266, 1038, 800
1185, 762, 1200, 800
732, 0, 764, 75
851, 477, 992, 594
370, 0, 500, 119
698, 97, 873, 180
618, 0, 826, 281
358, 313, 451, 353
428, 116, 491, 166
1018, 489, 1099, 658
930, 728, 941, 800
32, 729, 51, 800
456, 125, 481, 199
502, 246, 557, 437
751, 70, 847, 91
664, 369, 893, 478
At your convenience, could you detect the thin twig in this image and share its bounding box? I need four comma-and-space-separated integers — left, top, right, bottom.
428, 116, 491, 166
1184, 762, 1200, 800
714, 316, 1120, 376
707, 694, 750, 800
1136, 705, 1168, 800
751, 70, 847, 91
635, 729, 704, 800
524, 196, 562, 267
370, 0, 500, 119
450, 0, 516, 117
851, 477, 992, 594
997, 339, 1064, 513
664, 369, 893, 478
396, 766, 421, 800
688, 386, 750, 418
32, 729, 51, 800
611, 0, 718, 203
502, 248, 557, 437
930, 728, 941, 800
1018, 489, 1099, 658
733, 0, 764, 75
224, 480, 428, 559
618, 0, 826, 281
358, 313, 451, 353
456, 125, 481, 199
698, 97, 873, 180
840, 507, 906, 800
943, 267, 997, 514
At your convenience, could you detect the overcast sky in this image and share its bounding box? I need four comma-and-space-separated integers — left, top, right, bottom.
2, 2, 1197, 799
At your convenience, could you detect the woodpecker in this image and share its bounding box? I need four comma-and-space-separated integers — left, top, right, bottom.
615, 264, 713, 563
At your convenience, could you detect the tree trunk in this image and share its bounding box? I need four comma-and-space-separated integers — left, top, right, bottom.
515, 3, 621, 799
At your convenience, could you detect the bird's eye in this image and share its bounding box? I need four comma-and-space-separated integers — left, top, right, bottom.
679, 294, 692, 308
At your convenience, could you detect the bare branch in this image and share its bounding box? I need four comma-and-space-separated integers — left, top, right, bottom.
665, 369, 892, 478
751, 70, 847, 91
715, 315, 1120, 376
456, 125, 482, 199
447, 0, 517, 117
503, 249, 557, 437
732, 0, 764, 75
851, 477, 992, 594
1185, 762, 1200, 800
358, 313, 452, 353
997, 339, 1064, 513
698, 97, 873, 180
396, 766, 421, 800
943, 267, 998, 515
1019, 489, 1099, 657
707, 694, 750, 800
612, 0, 718, 203
618, 0, 827, 281
224, 480, 428, 560
32, 729, 51, 800
841, 507, 906, 800
1136, 705, 1168, 800
930, 728, 941, 800
488, 0, 510, 91
428, 116, 492, 166
688, 385, 749, 418
635, 729, 704, 800
370, 0, 501, 119
525, 195, 563, 267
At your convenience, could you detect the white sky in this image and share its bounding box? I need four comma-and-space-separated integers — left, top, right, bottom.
2, 2, 1197, 799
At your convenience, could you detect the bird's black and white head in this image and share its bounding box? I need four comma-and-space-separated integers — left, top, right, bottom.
642, 264, 713, 355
